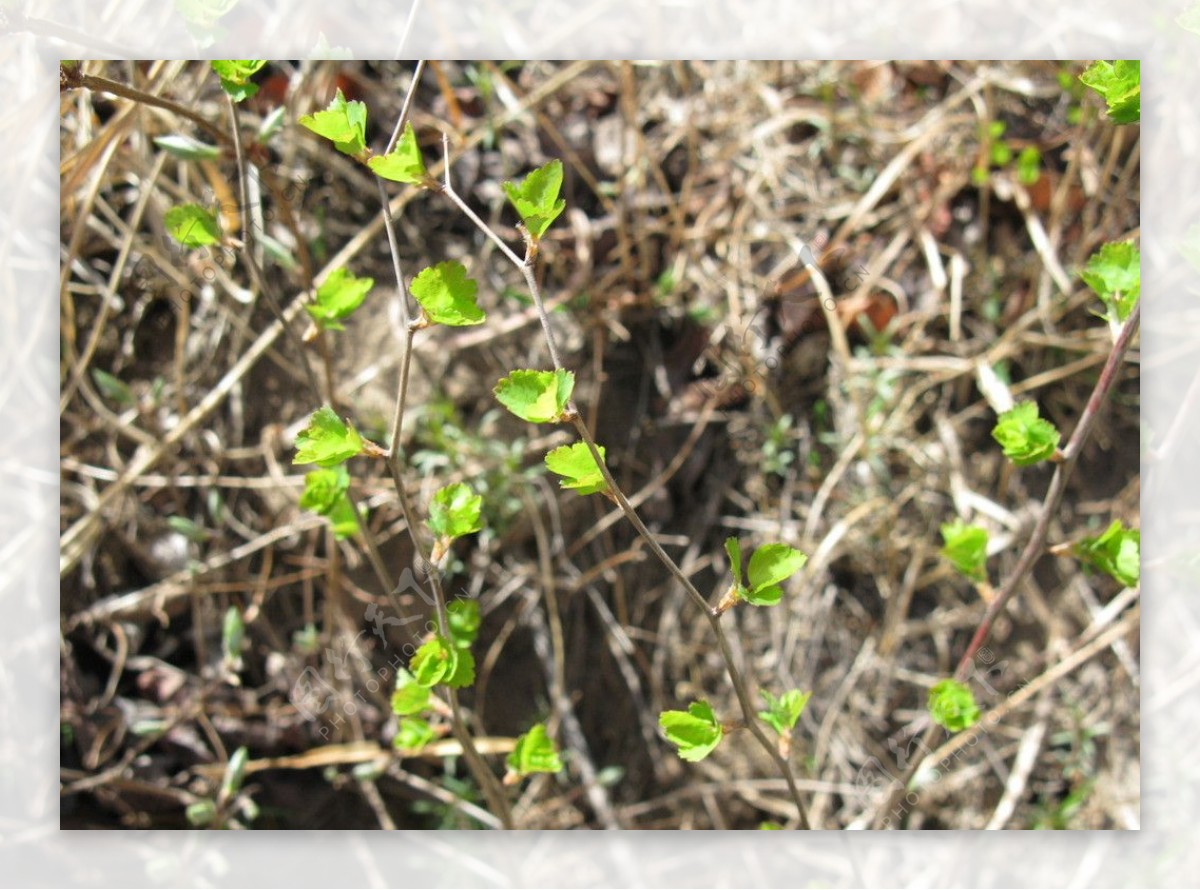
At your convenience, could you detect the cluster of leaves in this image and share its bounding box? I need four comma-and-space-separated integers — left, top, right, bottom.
1079, 60, 1140, 124
1073, 520, 1140, 588
992, 401, 1061, 466
940, 520, 989, 583
973, 119, 1042, 187
1081, 241, 1140, 327
928, 679, 981, 733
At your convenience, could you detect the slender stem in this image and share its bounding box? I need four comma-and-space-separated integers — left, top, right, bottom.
440, 139, 811, 825
76, 70, 227, 143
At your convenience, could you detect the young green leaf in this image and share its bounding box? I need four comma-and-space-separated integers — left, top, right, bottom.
940, 520, 989, 582
724, 537, 744, 587
393, 717, 436, 752
505, 723, 564, 779
544, 442, 608, 495
1079, 60, 1140, 124
325, 495, 360, 540
991, 401, 1061, 466
1081, 241, 1140, 324
153, 134, 222, 161
299, 465, 351, 515
367, 121, 428, 185
759, 821, 783, 830
928, 679, 981, 732
164, 203, 221, 248
446, 599, 481, 649
210, 60, 267, 102
745, 543, 807, 606
391, 669, 432, 716
222, 606, 245, 667
298, 89, 368, 156
494, 369, 574, 424
221, 746, 250, 799
758, 689, 812, 736
1016, 146, 1041, 185
306, 267, 374, 331
293, 406, 365, 467
502, 159, 567, 240
428, 482, 484, 540
659, 700, 724, 763
186, 799, 217, 827
91, 368, 135, 407
1073, 519, 1140, 587
410, 261, 485, 327
410, 636, 475, 689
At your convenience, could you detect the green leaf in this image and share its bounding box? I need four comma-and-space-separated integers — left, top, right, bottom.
390, 669, 432, 716
411, 636, 475, 689
164, 203, 221, 248
506, 723, 564, 777
293, 406, 365, 467
410, 261, 485, 327
746, 544, 807, 596
494, 369, 574, 424
1081, 241, 1140, 324
659, 700, 724, 763
446, 599, 481, 649
758, 689, 811, 736
1079, 60, 1140, 124
257, 105, 287, 144
928, 679, 981, 732
502, 159, 567, 240
992, 401, 1061, 466
210, 60, 267, 101
394, 717, 436, 752
940, 520, 989, 582
759, 821, 783, 830
306, 267, 374, 331
299, 465, 351, 515
544, 442, 608, 495
222, 606, 244, 665
1074, 520, 1140, 587
153, 134, 222, 161
186, 799, 217, 827
724, 537, 744, 587
428, 482, 484, 540
221, 746, 249, 798
326, 494, 360, 540
298, 89, 368, 156
1016, 146, 1041, 185
91, 368, 135, 406
367, 121, 428, 184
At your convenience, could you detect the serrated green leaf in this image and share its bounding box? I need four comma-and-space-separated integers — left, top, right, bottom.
747, 543, 807, 595
544, 442, 608, 495
502, 159, 567, 240
367, 121, 428, 184
494, 369, 574, 424
940, 520, 989, 582
506, 723, 564, 777
1079, 60, 1140, 124
410, 636, 475, 689
298, 89, 368, 156
154, 134, 222, 161
1074, 520, 1140, 587
659, 700, 723, 762
306, 267, 374, 331
394, 717, 436, 752
928, 679, 980, 732
391, 669, 432, 716
446, 599, 481, 649
758, 689, 811, 736
1081, 241, 1140, 323
164, 203, 221, 248
210, 60, 267, 102
992, 401, 1061, 466
293, 406, 365, 467
410, 261, 485, 327
428, 482, 484, 540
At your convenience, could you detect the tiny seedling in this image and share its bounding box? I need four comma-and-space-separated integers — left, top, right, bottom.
503, 159, 567, 241
940, 520, 989, 583
927, 679, 981, 732
1081, 241, 1140, 326
210, 60, 267, 102
991, 401, 1061, 466
504, 723, 565, 784
1072, 519, 1140, 588
719, 537, 808, 611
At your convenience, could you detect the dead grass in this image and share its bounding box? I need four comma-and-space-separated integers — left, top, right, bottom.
60, 60, 1139, 829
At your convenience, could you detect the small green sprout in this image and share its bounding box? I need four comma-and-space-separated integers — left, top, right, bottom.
940, 520, 989, 582
493, 369, 575, 423
391, 669, 432, 716
293, 406, 366, 468
659, 700, 724, 762
367, 121, 429, 185
544, 442, 608, 495
410, 261, 485, 327
1073, 520, 1140, 587
210, 60, 267, 101
410, 636, 475, 689
504, 723, 564, 783
720, 538, 807, 611
164, 203, 221, 248
1079, 60, 1140, 124
394, 717, 436, 752
306, 267, 375, 331
1081, 241, 1140, 325
502, 159, 566, 241
992, 402, 1061, 466
928, 679, 981, 732
758, 689, 811, 736
299, 466, 359, 539
428, 482, 484, 562
298, 89, 368, 157
446, 599, 482, 649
